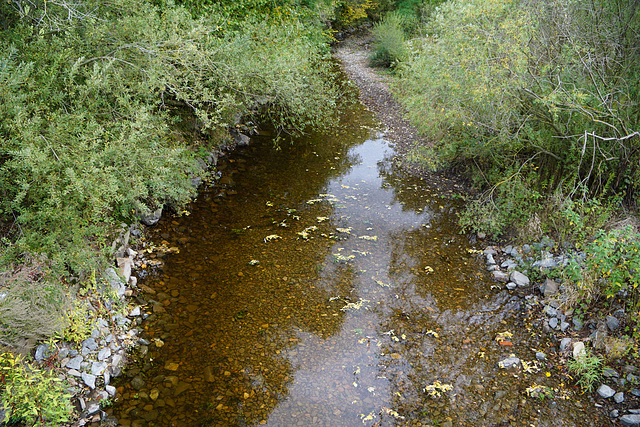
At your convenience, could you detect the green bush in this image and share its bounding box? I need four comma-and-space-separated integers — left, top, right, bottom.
370, 11, 408, 67
0, 352, 72, 426
564, 226, 640, 311
0, 0, 340, 278
393, 0, 640, 236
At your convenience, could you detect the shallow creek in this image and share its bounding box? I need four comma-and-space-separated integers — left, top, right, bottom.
111, 103, 601, 426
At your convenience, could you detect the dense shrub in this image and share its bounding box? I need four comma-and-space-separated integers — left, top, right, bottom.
394, 0, 640, 236
370, 11, 409, 67
0, 0, 340, 277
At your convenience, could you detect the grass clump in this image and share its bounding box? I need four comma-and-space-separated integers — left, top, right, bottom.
567, 347, 603, 393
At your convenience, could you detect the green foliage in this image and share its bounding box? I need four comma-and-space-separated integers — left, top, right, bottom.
0, 0, 340, 278
370, 11, 408, 67
564, 226, 640, 309
567, 347, 603, 393
458, 164, 543, 237
0, 352, 72, 426
393, 0, 640, 236
59, 298, 94, 344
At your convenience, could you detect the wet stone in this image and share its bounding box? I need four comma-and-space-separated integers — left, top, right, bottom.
131, 376, 146, 390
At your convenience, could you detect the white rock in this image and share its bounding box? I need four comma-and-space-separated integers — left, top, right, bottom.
510, 270, 530, 287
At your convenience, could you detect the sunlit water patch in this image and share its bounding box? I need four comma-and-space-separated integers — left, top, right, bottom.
111, 105, 602, 426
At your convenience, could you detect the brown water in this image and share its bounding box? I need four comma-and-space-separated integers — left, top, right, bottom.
111, 103, 602, 426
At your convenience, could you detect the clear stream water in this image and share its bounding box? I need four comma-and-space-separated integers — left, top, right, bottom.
110, 101, 602, 426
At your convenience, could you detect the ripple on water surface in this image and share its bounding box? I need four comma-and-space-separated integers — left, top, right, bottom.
112, 105, 602, 426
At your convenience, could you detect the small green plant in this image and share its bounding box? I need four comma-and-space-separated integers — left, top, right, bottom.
0, 352, 72, 426
567, 347, 603, 393
59, 298, 94, 343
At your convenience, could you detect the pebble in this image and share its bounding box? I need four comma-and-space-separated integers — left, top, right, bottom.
505, 282, 517, 291
549, 318, 558, 329
544, 305, 557, 317
535, 352, 546, 361
510, 270, 529, 287
597, 384, 616, 399
498, 357, 520, 369
560, 338, 572, 352
492, 271, 509, 283
614, 392, 625, 404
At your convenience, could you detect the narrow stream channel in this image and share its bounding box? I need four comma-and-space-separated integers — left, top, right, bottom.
111, 100, 601, 426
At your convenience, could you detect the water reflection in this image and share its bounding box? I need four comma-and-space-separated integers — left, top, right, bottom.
112, 103, 600, 426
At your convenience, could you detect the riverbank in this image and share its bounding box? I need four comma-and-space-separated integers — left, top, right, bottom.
334, 32, 640, 426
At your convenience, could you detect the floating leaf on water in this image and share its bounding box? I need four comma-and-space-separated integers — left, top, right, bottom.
425, 330, 439, 338
424, 266, 434, 273
367, 387, 375, 393
360, 412, 375, 422
353, 381, 358, 388
424, 381, 453, 397
334, 253, 356, 263
495, 331, 513, 342
522, 360, 540, 374
306, 199, 323, 205
264, 234, 281, 242
467, 248, 483, 254
317, 216, 329, 222
374, 280, 390, 288
401, 334, 407, 340
287, 208, 297, 213
352, 250, 370, 256
359, 235, 377, 241
266, 201, 273, 207
248, 260, 260, 266
341, 298, 370, 311
336, 227, 352, 234
354, 366, 360, 375
381, 407, 405, 420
